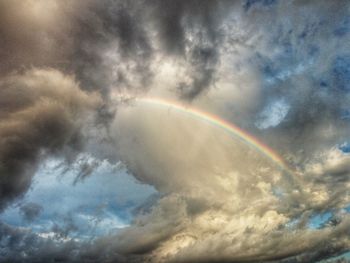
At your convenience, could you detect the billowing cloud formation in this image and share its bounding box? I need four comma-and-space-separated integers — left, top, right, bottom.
0, 0, 349, 262
0, 69, 100, 210
110, 102, 350, 262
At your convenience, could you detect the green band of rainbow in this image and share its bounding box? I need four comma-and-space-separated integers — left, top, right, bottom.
137, 97, 289, 172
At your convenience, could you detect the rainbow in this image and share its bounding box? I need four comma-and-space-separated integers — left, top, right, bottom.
134, 97, 290, 173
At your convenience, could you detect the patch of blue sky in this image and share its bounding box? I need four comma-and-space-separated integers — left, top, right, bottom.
285, 211, 339, 231
308, 211, 333, 229
339, 142, 350, 153
256, 8, 350, 92
265, 61, 313, 85
256, 44, 318, 87
0, 156, 157, 239
255, 98, 290, 129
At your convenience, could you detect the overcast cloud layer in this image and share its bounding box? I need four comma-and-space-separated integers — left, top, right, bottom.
0, 0, 349, 262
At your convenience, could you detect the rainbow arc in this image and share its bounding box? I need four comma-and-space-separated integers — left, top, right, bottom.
136, 97, 290, 173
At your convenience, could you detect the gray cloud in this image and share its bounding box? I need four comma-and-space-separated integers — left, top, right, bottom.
0, 69, 100, 211
150, 0, 231, 100
19, 202, 43, 222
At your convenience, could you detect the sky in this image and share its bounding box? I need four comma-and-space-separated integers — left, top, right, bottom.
0, 0, 349, 262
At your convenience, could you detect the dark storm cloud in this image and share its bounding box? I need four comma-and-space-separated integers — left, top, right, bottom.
0, 0, 99, 216
149, 0, 229, 99
0, 0, 231, 98
177, 45, 219, 100
0, 69, 100, 211
69, 0, 153, 96
0, 220, 137, 263
151, 0, 227, 55
67, 0, 231, 99
0, 221, 85, 263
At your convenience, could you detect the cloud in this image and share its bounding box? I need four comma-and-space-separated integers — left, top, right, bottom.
0, 0, 88, 75
149, 0, 229, 99
19, 202, 43, 222
0, 0, 350, 262
109, 99, 350, 262
255, 98, 290, 129
105, 1, 350, 261
0, 68, 100, 211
